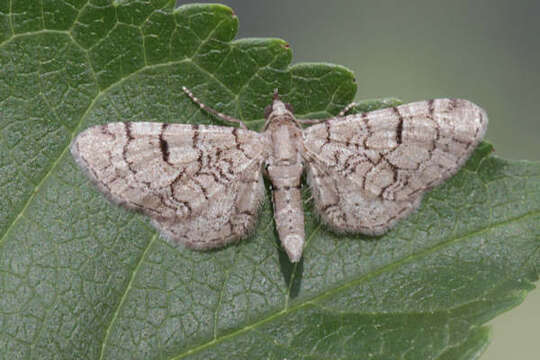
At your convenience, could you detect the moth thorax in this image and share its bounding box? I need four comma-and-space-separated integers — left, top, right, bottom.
271, 125, 298, 162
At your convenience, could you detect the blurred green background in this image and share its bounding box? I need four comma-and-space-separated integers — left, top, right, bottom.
181, 1, 539, 359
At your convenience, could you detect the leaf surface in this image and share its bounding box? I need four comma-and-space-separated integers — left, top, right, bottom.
0, 2, 538, 359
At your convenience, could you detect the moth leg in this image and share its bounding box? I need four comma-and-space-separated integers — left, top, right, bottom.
297, 102, 359, 125
182, 86, 248, 130
337, 102, 358, 117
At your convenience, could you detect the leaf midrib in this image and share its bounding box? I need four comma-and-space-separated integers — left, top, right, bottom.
170, 209, 539, 360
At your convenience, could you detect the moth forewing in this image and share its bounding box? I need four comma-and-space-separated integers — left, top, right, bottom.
71, 122, 269, 250
301, 98, 487, 234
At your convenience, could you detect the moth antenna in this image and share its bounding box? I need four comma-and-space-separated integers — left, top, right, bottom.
181, 86, 248, 129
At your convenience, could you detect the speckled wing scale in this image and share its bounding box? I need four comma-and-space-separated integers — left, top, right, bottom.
71, 88, 487, 263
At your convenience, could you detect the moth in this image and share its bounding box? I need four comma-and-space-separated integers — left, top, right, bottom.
71, 87, 487, 262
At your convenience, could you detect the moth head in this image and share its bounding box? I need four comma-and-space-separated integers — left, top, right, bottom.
264, 89, 294, 119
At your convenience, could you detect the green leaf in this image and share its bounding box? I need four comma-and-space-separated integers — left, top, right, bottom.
0, 2, 538, 359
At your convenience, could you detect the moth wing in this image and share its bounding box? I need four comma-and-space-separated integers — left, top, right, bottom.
71, 122, 269, 249
302, 99, 487, 234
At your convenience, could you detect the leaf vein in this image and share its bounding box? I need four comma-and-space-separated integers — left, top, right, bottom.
98, 233, 158, 360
